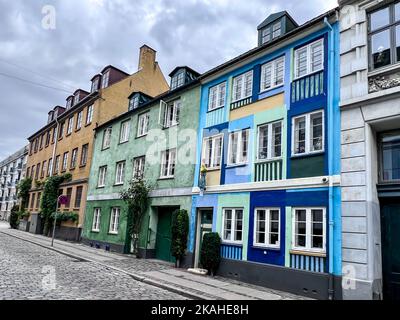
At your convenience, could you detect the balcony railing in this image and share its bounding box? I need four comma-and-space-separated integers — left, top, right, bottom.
291, 71, 325, 104
290, 253, 326, 273
221, 244, 243, 261
254, 159, 283, 182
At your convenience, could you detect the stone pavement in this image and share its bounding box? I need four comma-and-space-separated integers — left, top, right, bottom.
0, 222, 309, 300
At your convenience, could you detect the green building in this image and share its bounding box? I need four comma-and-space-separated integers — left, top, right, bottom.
81, 66, 200, 262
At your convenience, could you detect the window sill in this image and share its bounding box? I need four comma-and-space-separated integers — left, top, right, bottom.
255, 157, 283, 164
79, 164, 87, 168
225, 163, 248, 169
97, 186, 105, 189
91, 230, 100, 233
108, 232, 118, 235
136, 134, 148, 139
293, 68, 324, 82
291, 151, 325, 159
252, 244, 280, 251
158, 176, 175, 181
231, 96, 252, 104
85, 122, 92, 128
119, 140, 129, 145
114, 183, 124, 187
203, 167, 221, 172
259, 84, 284, 94
162, 124, 179, 130
290, 249, 326, 257
66, 133, 72, 137
75, 128, 82, 133
207, 106, 225, 113
221, 241, 243, 247
69, 167, 76, 171
368, 62, 400, 78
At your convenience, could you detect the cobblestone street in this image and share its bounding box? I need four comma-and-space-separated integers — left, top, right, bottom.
0, 230, 186, 300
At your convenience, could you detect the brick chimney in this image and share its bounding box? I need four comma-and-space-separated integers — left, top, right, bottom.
138, 45, 157, 71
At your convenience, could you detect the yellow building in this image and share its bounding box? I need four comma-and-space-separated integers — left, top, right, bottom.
25, 45, 169, 240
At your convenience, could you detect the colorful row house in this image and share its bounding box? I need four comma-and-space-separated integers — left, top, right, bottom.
81, 67, 201, 261
189, 10, 342, 299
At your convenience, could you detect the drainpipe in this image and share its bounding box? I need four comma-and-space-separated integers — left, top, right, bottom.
324, 15, 336, 300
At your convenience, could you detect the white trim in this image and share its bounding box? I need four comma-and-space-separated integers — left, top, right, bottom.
92, 208, 101, 232
260, 56, 285, 93
160, 149, 176, 179
222, 208, 244, 245
256, 120, 283, 161
201, 133, 224, 170
115, 161, 125, 185
137, 112, 150, 138
294, 38, 324, 80
227, 129, 249, 166
109, 207, 120, 234
98, 166, 107, 188
232, 70, 253, 103
119, 120, 131, 143
208, 82, 227, 111
253, 207, 281, 249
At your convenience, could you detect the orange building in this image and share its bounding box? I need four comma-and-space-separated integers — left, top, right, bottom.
25, 45, 169, 240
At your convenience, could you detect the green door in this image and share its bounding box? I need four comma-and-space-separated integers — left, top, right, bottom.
381, 201, 400, 300
195, 209, 213, 268
155, 208, 174, 262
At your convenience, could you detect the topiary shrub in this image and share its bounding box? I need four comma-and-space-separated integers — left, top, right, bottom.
171, 209, 189, 268
9, 205, 20, 229
200, 232, 221, 276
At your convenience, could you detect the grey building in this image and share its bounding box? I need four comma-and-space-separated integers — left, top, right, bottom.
339, 0, 400, 300
0, 146, 28, 221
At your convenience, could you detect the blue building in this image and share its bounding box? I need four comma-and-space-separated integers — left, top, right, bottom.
189, 9, 342, 299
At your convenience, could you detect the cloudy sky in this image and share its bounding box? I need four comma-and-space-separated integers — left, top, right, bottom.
0, 0, 337, 160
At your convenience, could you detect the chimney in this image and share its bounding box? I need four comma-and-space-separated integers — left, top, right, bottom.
138, 45, 156, 71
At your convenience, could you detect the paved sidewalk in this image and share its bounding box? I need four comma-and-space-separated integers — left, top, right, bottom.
0, 224, 308, 300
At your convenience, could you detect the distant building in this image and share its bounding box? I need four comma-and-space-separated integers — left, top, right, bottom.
0, 146, 28, 221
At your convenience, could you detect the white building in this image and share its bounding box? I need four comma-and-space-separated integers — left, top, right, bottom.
0, 146, 28, 221
339, 0, 400, 300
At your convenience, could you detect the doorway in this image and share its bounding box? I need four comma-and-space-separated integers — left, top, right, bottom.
155, 207, 176, 263
194, 209, 214, 268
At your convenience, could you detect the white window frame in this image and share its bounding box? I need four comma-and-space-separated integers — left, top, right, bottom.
62, 152, 68, 171
133, 156, 145, 180
98, 166, 107, 188
201, 134, 224, 170
291, 110, 324, 156
129, 95, 140, 111
119, 120, 131, 143
109, 207, 120, 234
115, 161, 126, 185
74, 94, 80, 105
272, 22, 281, 39
102, 127, 112, 150
86, 105, 94, 125
257, 120, 283, 161
91, 78, 99, 93
261, 28, 271, 44
171, 71, 185, 90
67, 117, 74, 135
102, 71, 110, 89
137, 112, 150, 137
76, 111, 83, 130
291, 207, 326, 254
162, 100, 181, 128
92, 208, 101, 232
253, 208, 281, 249
222, 208, 244, 245
260, 56, 285, 92
232, 70, 253, 102
294, 39, 324, 79
160, 149, 176, 179
54, 156, 60, 174
227, 129, 250, 166
208, 82, 226, 111
70, 148, 78, 169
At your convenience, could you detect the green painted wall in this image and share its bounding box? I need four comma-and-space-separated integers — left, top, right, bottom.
290, 155, 324, 178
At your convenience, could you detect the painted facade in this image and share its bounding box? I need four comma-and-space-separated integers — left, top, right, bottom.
339, 0, 400, 300
0, 146, 28, 221
25, 45, 169, 240
189, 10, 342, 299
82, 69, 201, 259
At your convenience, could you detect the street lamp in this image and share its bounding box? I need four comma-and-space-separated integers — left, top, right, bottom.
51, 195, 68, 247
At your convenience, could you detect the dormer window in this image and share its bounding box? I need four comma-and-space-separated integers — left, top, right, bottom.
66, 98, 72, 109
261, 28, 271, 44
91, 78, 100, 93
171, 71, 185, 90
102, 71, 110, 89
272, 22, 281, 38
74, 94, 80, 105
129, 95, 140, 111
48, 112, 54, 124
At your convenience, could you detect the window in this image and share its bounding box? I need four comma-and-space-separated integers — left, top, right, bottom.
35, 164, 40, 180
70, 148, 78, 169
74, 186, 83, 208
102, 127, 112, 149
36, 192, 41, 210
368, 3, 400, 70
160, 149, 176, 178
91, 78, 99, 93
80, 144, 89, 166
102, 71, 110, 89
380, 131, 400, 182
41, 161, 47, 178
115, 161, 126, 185
92, 208, 101, 232
272, 22, 281, 38
222, 208, 243, 244
129, 95, 140, 111
228, 129, 249, 166
254, 208, 280, 248
58, 122, 65, 139
294, 39, 324, 79
171, 71, 185, 90
261, 28, 271, 44
47, 158, 53, 176
86, 105, 94, 125
52, 127, 56, 143
76, 111, 83, 130
208, 82, 226, 111
292, 111, 324, 156
62, 152, 68, 172
30, 193, 36, 210
232, 71, 253, 102
74, 94, 80, 105
201, 134, 223, 169
292, 208, 326, 253
66, 98, 72, 109
54, 155, 60, 174
137, 113, 149, 137
65, 188, 72, 208
260, 56, 285, 91
98, 166, 107, 187
162, 100, 181, 128
45, 131, 51, 146
257, 120, 283, 160
133, 156, 145, 180
109, 207, 120, 234
119, 120, 131, 143
39, 135, 44, 150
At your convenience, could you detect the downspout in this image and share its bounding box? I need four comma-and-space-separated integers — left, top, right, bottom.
324, 15, 335, 300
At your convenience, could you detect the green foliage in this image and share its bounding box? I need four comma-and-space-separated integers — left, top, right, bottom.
9, 205, 20, 229
40, 173, 72, 235
50, 212, 79, 223
171, 209, 189, 266
17, 177, 32, 209
18, 211, 30, 219
120, 178, 151, 256
200, 233, 221, 276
